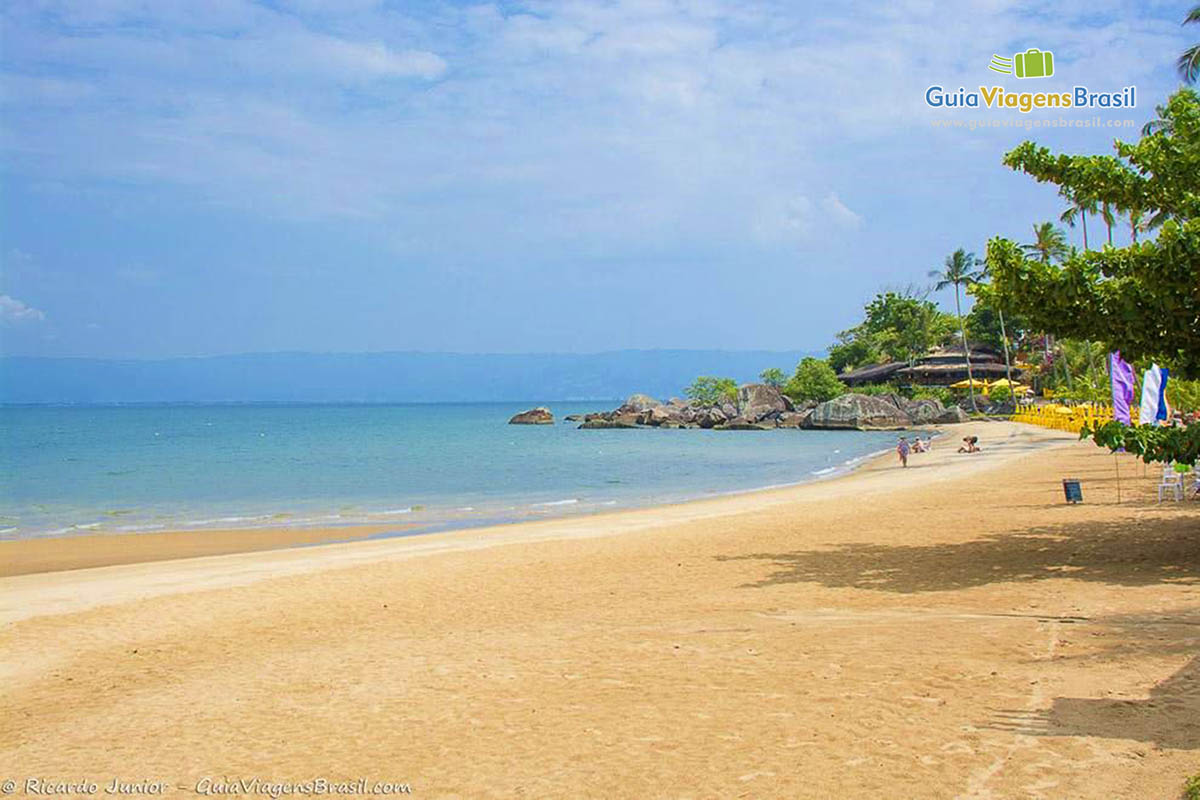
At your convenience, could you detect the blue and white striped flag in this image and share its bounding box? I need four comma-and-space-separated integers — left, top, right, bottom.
1138, 364, 1170, 425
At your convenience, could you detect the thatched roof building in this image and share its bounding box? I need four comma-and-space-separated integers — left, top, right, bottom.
837, 362, 908, 386
839, 344, 1022, 388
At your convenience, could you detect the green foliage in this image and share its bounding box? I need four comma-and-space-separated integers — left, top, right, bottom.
863, 292, 956, 365
912, 386, 955, 405
1081, 421, 1200, 466
1022, 222, 1071, 263
1185, 771, 1200, 800
827, 330, 883, 374
987, 224, 1200, 378
1002, 89, 1200, 224
989, 386, 1013, 403
685, 376, 738, 408
987, 89, 1200, 379
966, 284, 1029, 352
829, 291, 954, 374
855, 382, 902, 397
1179, 5, 1200, 84
1031, 338, 1112, 404
930, 248, 985, 412
1171, 378, 1200, 413
930, 249, 984, 295
758, 367, 787, 388
784, 357, 847, 404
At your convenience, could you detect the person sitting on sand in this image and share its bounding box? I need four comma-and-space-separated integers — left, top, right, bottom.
957, 435, 981, 454
912, 439, 926, 454
897, 436, 911, 467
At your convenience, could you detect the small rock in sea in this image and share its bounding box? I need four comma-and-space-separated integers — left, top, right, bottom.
508, 407, 554, 425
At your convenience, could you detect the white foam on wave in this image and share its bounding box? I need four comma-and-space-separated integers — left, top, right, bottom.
533, 498, 579, 507
182, 514, 273, 527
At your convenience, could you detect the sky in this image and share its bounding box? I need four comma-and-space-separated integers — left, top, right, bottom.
0, 0, 1193, 359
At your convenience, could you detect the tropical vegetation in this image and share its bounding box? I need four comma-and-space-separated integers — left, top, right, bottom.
684, 376, 739, 409
783, 357, 846, 404
929, 249, 985, 412
987, 88, 1200, 464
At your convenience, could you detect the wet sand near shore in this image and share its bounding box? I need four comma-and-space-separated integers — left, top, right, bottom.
0, 523, 410, 578
2, 421, 1198, 798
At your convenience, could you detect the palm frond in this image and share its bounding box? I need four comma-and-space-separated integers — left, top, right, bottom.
1179, 44, 1200, 84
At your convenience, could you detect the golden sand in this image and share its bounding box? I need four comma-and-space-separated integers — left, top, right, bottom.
2, 421, 1197, 798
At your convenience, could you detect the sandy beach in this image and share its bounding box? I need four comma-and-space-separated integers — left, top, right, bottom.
2, 421, 1198, 798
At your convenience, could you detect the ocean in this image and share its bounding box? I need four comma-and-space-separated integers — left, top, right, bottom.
0, 403, 899, 541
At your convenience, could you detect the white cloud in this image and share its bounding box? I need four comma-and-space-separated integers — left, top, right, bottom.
0, 294, 46, 323
822, 193, 863, 228
0, 0, 1188, 243
310, 38, 446, 80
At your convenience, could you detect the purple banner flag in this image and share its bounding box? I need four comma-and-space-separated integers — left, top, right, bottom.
1110, 352, 1136, 424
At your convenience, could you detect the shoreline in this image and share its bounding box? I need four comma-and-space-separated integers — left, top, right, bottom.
0, 433, 913, 578
4, 420, 1198, 798
2, 421, 1066, 618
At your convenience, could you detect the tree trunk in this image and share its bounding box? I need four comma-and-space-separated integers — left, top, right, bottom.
1081, 211, 1089, 251
998, 305, 1014, 399
956, 285, 978, 413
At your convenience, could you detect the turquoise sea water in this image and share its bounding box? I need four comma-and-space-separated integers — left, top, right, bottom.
0, 403, 900, 541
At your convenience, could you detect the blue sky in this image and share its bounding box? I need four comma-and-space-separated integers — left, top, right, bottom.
0, 0, 1193, 358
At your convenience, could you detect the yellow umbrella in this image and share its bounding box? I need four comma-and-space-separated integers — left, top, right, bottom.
949, 379, 988, 389
989, 379, 1029, 394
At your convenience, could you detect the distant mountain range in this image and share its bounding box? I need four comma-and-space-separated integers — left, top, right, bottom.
0, 350, 820, 404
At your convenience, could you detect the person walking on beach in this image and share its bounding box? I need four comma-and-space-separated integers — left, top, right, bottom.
897, 436, 911, 468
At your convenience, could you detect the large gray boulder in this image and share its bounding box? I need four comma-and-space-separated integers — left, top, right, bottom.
509, 407, 554, 425
737, 383, 793, 422
644, 405, 688, 427
776, 410, 811, 428
715, 416, 773, 430
905, 398, 946, 425
933, 406, 970, 424
803, 393, 912, 430
695, 406, 728, 429
620, 393, 662, 413
579, 413, 641, 429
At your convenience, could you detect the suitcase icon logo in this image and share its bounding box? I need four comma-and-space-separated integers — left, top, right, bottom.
988, 48, 1054, 79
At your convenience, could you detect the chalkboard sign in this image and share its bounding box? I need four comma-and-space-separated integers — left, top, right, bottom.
1062, 478, 1083, 504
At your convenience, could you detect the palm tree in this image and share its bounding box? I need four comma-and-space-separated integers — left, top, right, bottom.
929, 249, 983, 413
1059, 196, 1092, 251
1100, 202, 1115, 246
975, 259, 1016, 400
1180, 4, 1200, 83
1022, 222, 1070, 263
1129, 207, 1145, 243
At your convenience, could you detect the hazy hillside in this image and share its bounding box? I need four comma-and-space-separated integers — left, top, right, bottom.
0, 350, 819, 404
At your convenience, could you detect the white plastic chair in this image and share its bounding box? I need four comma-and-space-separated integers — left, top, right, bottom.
1158, 464, 1184, 502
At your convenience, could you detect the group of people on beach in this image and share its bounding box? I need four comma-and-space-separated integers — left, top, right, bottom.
896, 434, 981, 467
894, 435, 932, 467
